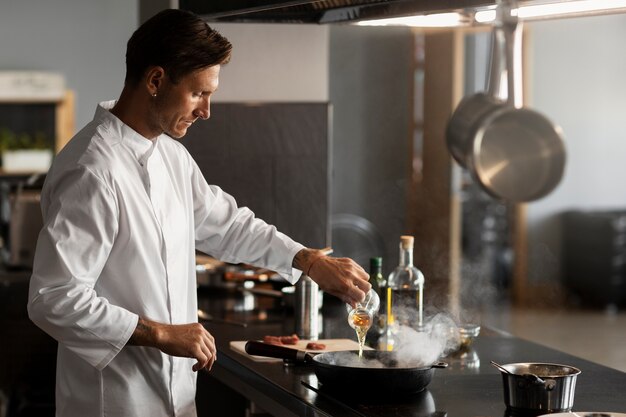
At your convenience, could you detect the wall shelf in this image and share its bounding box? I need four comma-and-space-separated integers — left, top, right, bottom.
0, 90, 75, 154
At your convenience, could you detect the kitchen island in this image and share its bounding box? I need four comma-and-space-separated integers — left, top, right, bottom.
196, 290, 626, 417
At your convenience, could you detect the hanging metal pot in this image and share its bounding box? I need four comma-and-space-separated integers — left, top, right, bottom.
446, 0, 566, 202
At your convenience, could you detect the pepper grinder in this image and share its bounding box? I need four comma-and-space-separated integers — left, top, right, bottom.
294, 247, 332, 340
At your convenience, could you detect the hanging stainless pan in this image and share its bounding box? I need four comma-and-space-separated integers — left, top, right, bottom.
446, 0, 566, 202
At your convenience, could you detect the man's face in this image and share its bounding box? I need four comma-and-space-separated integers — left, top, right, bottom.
151, 65, 220, 139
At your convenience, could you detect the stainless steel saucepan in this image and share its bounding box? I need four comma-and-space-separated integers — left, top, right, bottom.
494, 362, 581, 412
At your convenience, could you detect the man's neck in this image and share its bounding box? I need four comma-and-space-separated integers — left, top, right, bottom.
110, 86, 160, 140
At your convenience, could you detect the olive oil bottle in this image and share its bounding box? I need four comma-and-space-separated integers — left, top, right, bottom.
368, 257, 386, 338
385, 236, 425, 350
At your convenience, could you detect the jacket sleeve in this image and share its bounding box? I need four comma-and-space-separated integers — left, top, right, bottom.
28, 166, 138, 370
190, 159, 305, 284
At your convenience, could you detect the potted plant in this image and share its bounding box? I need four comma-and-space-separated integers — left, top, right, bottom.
0, 128, 53, 173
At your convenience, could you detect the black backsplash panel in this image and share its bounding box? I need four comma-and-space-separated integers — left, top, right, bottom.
183, 103, 331, 249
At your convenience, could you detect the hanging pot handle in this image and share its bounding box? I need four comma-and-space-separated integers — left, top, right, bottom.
497, 0, 525, 108
486, 11, 506, 99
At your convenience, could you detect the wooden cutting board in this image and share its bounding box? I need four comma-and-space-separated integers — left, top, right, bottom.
230, 339, 368, 362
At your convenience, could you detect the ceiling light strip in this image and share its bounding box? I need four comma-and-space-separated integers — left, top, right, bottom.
358, 1, 626, 27
355, 12, 466, 27
519, 0, 626, 19
476, 0, 626, 23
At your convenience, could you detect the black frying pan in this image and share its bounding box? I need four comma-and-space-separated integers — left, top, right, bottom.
244, 341, 447, 395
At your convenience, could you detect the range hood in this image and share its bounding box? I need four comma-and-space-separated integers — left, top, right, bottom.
178, 0, 493, 24
179, 0, 626, 24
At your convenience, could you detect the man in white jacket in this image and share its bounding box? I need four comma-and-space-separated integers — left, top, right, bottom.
28, 9, 370, 417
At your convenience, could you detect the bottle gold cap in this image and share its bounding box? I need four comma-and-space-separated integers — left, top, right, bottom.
400, 235, 414, 249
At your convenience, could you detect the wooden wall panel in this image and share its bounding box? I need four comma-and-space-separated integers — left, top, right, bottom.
409, 30, 464, 313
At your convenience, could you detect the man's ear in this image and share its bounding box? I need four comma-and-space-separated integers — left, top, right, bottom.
145, 66, 166, 96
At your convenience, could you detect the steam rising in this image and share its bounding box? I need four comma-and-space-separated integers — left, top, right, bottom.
392, 313, 460, 365
321, 313, 461, 369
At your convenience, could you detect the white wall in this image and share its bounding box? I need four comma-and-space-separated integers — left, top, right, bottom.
0, 0, 138, 129
209, 23, 329, 102
527, 14, 626, 283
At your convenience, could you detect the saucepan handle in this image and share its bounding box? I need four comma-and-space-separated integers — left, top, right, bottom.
431, 362, 449, 369
245, 340, 311, 363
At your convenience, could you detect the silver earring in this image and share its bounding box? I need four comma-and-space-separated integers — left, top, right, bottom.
152, 93, 157, 97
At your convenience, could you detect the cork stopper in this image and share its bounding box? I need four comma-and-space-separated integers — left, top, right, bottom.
400, 235, 414, 250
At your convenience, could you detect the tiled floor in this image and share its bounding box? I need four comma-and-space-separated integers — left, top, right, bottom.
482, 305, 626, 372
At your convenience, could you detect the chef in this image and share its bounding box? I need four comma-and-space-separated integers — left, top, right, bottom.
27, 9, 370, 417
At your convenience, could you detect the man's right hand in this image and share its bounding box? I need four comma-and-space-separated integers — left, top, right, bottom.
129, 317, 217, 372
293, 248, 371, 307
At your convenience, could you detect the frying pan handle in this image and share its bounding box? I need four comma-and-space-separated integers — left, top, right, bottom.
245, 340, 311, 363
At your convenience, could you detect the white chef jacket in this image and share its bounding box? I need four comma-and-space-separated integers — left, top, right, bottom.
28, 101, 305, 417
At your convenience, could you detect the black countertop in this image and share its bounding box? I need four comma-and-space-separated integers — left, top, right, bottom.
197, 291, 626, 417
3, 273, 625, 417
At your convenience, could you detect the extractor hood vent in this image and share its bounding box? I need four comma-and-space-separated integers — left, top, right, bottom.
179, 0, 492, 24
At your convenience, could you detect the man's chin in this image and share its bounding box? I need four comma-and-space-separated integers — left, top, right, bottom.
165, 128, 187, 139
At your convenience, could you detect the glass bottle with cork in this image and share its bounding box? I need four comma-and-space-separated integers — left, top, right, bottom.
385, 235, 425, 351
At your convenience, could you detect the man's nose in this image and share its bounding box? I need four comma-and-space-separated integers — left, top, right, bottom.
194, 99, 210, 120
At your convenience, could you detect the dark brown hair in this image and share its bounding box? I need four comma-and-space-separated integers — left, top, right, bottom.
125, 9, 232, 85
